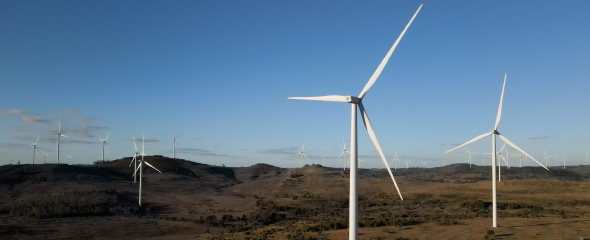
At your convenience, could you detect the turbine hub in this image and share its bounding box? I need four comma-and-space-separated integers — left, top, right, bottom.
348, 96, 360, 103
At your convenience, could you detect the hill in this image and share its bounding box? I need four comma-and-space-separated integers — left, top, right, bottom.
1, 159, 589, 239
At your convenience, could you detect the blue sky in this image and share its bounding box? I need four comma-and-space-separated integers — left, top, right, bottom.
1, 1, 589, 168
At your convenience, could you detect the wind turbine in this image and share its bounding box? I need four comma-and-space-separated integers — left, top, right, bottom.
289, 5, 421, 239
295, 142, 309, 168
32, 136, 39, 164
497, 143, 511, 182
405, 157, 409, 169
322, 157, 328, 167
56, 119, 69, 164
392, 151, 401, 172
172, 134, 179, 159
560, 154, 566, 169
132, 133, 162, 206
421, 159, 428, 168
100, 132, 111, 162
129, 137, 140, 183
66, 155, 72, 165
445, 73, 548, 228
42, 151, 48, 164
338, 138, 351, 171
586, 152, 589, 164
465, 149, 478, 168
542, 150, 550, 168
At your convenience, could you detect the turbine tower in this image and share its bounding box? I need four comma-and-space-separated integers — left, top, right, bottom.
56, 119, 69, 164
338, 138, 351, 171
289, 5, 421, 239
172, 134, 179, 159
132, 133, 162, 206
445, 73, 548, 228
100, 132, 110, 161
295, 142, 309, 168
32, 136, 39, 164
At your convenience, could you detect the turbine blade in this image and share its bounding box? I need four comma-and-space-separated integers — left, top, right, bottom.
498, 134, 548, 170
132, 163, 142, 177
61, 135, 69, 139
133, 137, 137, 152
500, 143, 506, 153
358, 103, 403, 201
302, 153, 309, 160
358, 4, 422, 99
494, 73, 507, 130
35, 136, 39, 145
288, 95, 352, 103
445, 132, 492, 154
142, 133, 145, 154
105, 132, 110, 141
129, 155, 136, 167
302, 141, 305, 152
144, 161, 162, 173
338, 151, 345, 160
342, 138, 346, 150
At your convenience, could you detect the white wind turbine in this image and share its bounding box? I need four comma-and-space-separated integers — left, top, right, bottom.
405, 157, 410, 169
66, 155, 72, 165
132, 133, 162, 206
338, 138, 351, 171
31, 136, 39, 164
542, 150, 550, 168
172, 134, 179, 159
129, 137, 140, 183
465, 149, 478, 167
295, 142, 309, 168
445, 73, 548, 228
42, 151, 49, 164
322, 157, 328, 167
289, 5, 421, 239
56, 119, 69, 164
560, 154, 567, 169
421, 159, 428, 168
100, 132, 111, 162
497, 143, 512, 182
392, 151, 402, 172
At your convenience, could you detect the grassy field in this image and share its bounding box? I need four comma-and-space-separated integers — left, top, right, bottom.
0, 158, 589, 239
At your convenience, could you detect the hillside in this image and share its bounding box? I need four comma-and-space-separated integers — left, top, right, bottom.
0, 159, 589, 239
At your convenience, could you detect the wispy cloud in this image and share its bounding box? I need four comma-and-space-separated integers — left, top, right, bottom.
78, 117, 93, 121
126, 138, 158, 143
258, 147, 299, 155
529, 136, 552, 140
174, 147, 231, 157
63, 109, 78, 114
21, 116, 50, 123
2, 110, 27, 115
439, 143, 446, 146
451, 143, 462, 146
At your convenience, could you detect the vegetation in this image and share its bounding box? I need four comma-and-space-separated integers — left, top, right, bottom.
9, 189, 138, 219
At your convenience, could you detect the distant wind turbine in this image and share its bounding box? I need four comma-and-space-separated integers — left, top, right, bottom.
56, 119, 69, 164
66, 155, 72, 165
129, 137, 140, 183
43, 151, 49, 164
295, 142, 309, 168
172, 134, 179, 159
392, 151, 401, 172
289, 5, 422, 239
132, 133, 162, 206
445, 73, 548, 228
100, 132, 110, 161
32, 136, 39, 164
465, 149, 478, 168
322, 157, 327, 167
421, 159, 428, 168
586, 152, 589, 164
338, 138, 351, 171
